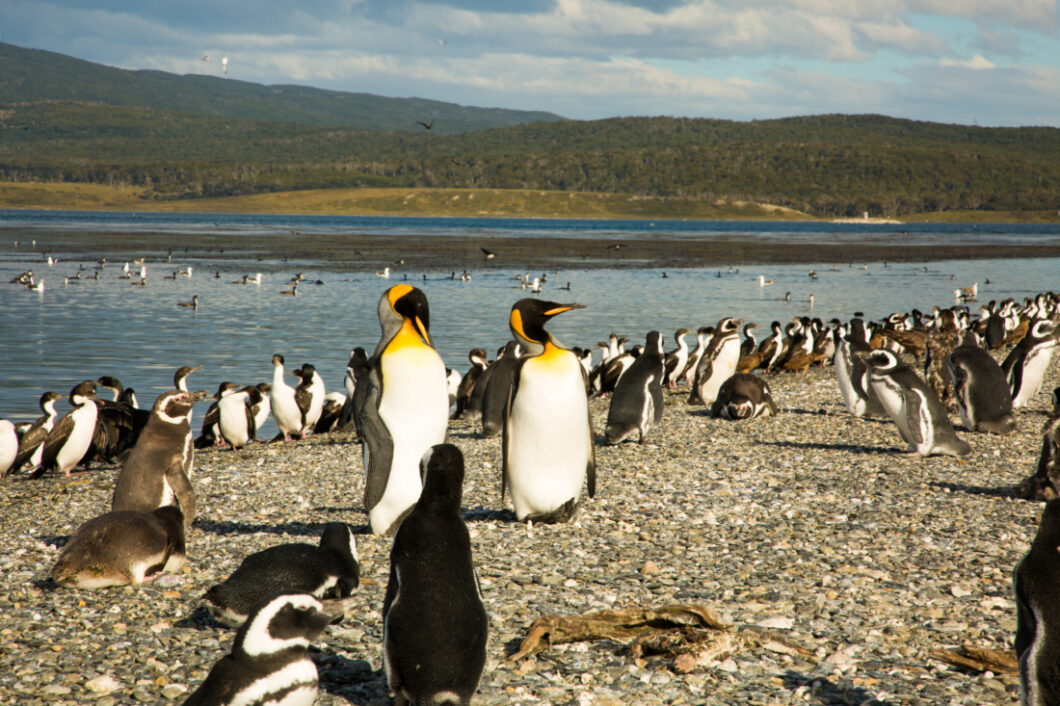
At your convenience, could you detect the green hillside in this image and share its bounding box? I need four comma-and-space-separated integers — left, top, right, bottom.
0, 42, 563, 134
1, 43, 1059, 218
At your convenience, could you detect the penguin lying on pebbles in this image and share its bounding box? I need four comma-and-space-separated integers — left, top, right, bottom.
183, 592, 354, 706
710, 372, 778, 420
51, 506, 185, 588
203, 522, 359, 628
383, 444, 488, 706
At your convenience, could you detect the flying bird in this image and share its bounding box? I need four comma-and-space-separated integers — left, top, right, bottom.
221, 56, 228, 74
436, 38, 447, 46
201, 55, 211, 62
481, 248, 495, 260
417, 120, 435, 130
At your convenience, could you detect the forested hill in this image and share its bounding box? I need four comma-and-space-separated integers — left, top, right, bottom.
0, 42, 563, 134
1, 43, 1059, 217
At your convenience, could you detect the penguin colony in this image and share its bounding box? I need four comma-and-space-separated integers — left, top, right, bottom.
3, 265, 1060, 704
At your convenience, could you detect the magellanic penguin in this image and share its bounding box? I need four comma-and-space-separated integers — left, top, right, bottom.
183, 592, 353, 706
204, 522, 359, 628
51, 506, 185, 588
1016, 410, 1060, 501
689, 317, 743, 407
270, 354, 304, 441
5, 391, 64, 477
383, 444, 488, 706
111, 389, 209, 529
947, 333, 1016, 434
480, 341, 523, 438
1003, 319, 1059, 409
35, 382, 102, 478
861, 349, 971, 457
357, 284, 449, 536
833, 318, 886, 418
503, 298, 595, 523
605, 330, 665, 444
663, 328, 692, 389
1015, 498, 1060, 705
710, 373, 779, 420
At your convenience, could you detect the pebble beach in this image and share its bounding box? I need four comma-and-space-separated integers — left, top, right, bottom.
2, 352, 1057, 705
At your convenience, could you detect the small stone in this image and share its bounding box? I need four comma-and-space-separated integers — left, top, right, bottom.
641, 561, 661, 576
85, 675, 122, 694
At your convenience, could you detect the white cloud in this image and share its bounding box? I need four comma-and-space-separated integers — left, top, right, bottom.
939, 53, 996, 69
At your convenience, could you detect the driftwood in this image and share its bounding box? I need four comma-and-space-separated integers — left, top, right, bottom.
510, 603, 812, 672
928, 645, 1019, 674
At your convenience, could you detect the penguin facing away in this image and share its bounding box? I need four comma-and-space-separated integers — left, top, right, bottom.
947, 334, 1016, 434
204, 522, 359, 628
1015, 498, 1060, 706
605, 330, 665, 444
51, 506, 185, 588
183, 592, 353, 706
711, 372, 779, 420
383, 444, 488, 706
111, 389, 209, 529
861, 349, 971, 457
358, 285, 449, 535
503, 298, 595, 523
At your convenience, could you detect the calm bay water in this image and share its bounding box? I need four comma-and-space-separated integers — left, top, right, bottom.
2, 210, 1058, 438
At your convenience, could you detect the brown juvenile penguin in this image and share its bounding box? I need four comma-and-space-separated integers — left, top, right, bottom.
111, 389, 208, 529
51, 506, 186, 588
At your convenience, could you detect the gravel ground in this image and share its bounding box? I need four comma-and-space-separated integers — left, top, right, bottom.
1, 353, 1056, 706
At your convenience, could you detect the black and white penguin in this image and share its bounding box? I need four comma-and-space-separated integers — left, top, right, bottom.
663, 328, 693, 389
605, 330, 665, 444
383, 444, 488, 706
218, 385, 256, 450
340, 349, 371, 435
293, 363, 326, 437
51, 506, 185, 588
1003, 319, 1059, 409
313, 391, 347, 434
204, 522, 359, 627
756, 321, 785, 371
451, 348, 489, 420
248, 383, 271, 439
270, 354, 304, 441
357, 285, 449, 535
681, 326, 713, 384
862, 349, 971, 457
183, 592, 352, 706
503, 298, 595, 523
1015, 498, 1060, 705
480, 341, 523, 438
465, 345, 512, 423
833, 318, 886, 418
689, 317, 743, 407
5, 391, 64, 477
947, 333, 1017, 434
710, 373, 779, 420
35, 381, 102, 478
111, 389, 209, 529
1016, 408, 1060, 500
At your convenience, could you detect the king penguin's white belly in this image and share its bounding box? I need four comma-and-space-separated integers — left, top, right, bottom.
508, 352, 590, 519
372, 345, 448, 531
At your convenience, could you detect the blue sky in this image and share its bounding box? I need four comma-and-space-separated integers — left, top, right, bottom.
2, 0, 1058, 126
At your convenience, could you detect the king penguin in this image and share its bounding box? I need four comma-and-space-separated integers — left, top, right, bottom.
35, 381, 102, 478
1015, 498, 1060, 706
1003, 319, 1059, 409
605, 330, 665, 444
111, 389, 209, 529
503, 298, 595, 523
861, 349, 971, 457
204, 522, 359, 628
383, 444, 488, 706
183, 592, 353, 706
51, 506, 185, 588
947, 332, 1017, 434
357, 285, 449, 535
